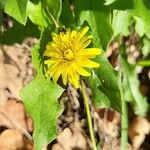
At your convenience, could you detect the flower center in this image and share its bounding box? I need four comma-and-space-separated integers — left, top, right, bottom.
63, 49, 75, 60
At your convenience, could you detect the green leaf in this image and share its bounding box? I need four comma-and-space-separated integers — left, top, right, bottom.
104, 0, 117, 6
27, 0, 49, 27
112, 10, 133, 36
108, 0, 134, 10
88, 72, 111, 108
20, 74, 63, 150
134, 16, 145, 37
60, 0, 74, 27
0, 3, 4, 27
142, 37, 150, 57
92, 54, 121, 112
4, 0, 28, 24
75, 0, 113, 50
0, 20, 40, 45
20, 29, 64, 150
111, 0, 150, 38
27, 0, 62, 27
120, 47, 148, 116
131, 0, 150, 38
43, 0, 62, 27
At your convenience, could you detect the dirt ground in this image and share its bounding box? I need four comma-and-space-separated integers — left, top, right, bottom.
0, 37, 150, 150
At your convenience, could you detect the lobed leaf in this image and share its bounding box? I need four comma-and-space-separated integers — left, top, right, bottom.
20, 74, 63, 150
20, 29, 64, 150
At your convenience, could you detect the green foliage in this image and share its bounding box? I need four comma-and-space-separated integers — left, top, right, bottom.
60, 0, 74, 27
27, 0, 49, 27
4, 0, 28, 24
142, 37, 150, 57
75, 0, 113, 50
134, 16, 145, 37
111, 0, 150, 38
3, 0, 62, 27
112, 10, 133, 36
90, 54, 121, 112
43, 0, 62, 26
20, 75, 63, 150
108, 0, 134, 10
0, 2, 3, 25
88, 72, 111, 108
104, 0, 117, 6
20, 29, 64, 150
131, 0, 150, 38
120, 46, 148, 116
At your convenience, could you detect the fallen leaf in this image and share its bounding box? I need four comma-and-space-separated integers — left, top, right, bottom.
129, 117, 150, 149
0, 129, 33, 150
0, 99, 33, 133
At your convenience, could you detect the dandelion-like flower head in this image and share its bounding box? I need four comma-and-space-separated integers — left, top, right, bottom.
44, 27, 101, 88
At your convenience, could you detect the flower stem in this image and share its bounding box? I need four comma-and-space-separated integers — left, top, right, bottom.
81, 81, 97, 150
119, 64, 128, 150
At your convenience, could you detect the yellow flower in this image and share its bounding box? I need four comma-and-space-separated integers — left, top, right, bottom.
44, 27, 101, 88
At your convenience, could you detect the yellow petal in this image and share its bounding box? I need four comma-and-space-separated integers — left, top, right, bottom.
71, 31, 77, 38
77, 48, 101, 58
79, 59, 100, 68
44, 51, 62, 58
68, 70, 80, 88
80, 39, 91, 49
52, 68, 62, 83
44, 59, 57, 65
47, 61, 62, 75
75, 37, 91, 50
78, 26, 89, 38
62, 64, 68, 85
77, 66, 91, 76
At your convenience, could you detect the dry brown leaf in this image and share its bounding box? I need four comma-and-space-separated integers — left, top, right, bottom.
51, 144, 64, 150
0, 129, 33, 150
0, 63, 23, 102
0, 129, 24, 150
2, 45, 28, 71
55, 127, 88, 150
0, 99, 33, 133
0, 42, 35, 103
129, 117, 150, 149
